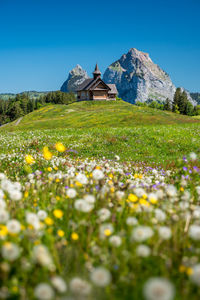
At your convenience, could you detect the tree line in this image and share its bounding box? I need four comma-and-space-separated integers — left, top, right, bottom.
136, 88, 200, 116
0, 91, 76, 125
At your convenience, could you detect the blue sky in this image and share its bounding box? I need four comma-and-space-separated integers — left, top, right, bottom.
0, 0, 199, 93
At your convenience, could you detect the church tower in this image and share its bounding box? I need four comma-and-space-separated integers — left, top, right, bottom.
93, 63, 101, 80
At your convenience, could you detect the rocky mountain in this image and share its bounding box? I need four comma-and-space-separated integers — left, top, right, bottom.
103, 48, 176, 104
60, 65, 89, 93
60, 48, 197, 105
191, 93, 200, 105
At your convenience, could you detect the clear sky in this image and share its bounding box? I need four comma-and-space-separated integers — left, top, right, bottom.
0, 0, 199, 93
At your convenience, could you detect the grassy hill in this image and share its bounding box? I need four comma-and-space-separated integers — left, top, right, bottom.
1, 100, 200, 131
1, 101, 200, 166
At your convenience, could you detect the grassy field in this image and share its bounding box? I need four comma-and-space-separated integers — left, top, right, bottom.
1, 101, 200, 299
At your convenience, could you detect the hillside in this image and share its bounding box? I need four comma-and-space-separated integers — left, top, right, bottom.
1, 100, 199, 132
0, 91, 49, 101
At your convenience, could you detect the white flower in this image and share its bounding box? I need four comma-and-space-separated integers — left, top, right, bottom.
66, 188, 77, 198
7, 219, 21, 234
1, 242, 20, 261
75, 173, 88, 185
51, 276, 67, 293
90, 267, 111, 287
0, 199, 6, 209
0, 209, 9, 223
84, 194, 95, 204
69, 277, 91, 296
143, 277, 175, 300
109, 235, 122, 247
98, 208, 111, 222
115, 155, 120, 161
166, 185, 177, 198
33, 245, 54, 269
136, 244, 151, 257
158, 227, 172, 240
26, 212, 40, 230
92, 169, 104, 181
37, 210, 48, 220
99, 223, 114, 239
9, 190, 22, 201
74, 199, 94, 212
155, 209, 166, 222
189, 152, 197, 161
134, 188, 146, 198
116, 190, 125, 200
132, 226, 154, 242
34, 283, 55, 300
190, 264, 200, 286
189, 225, 200, 240
126, 217, 138, 226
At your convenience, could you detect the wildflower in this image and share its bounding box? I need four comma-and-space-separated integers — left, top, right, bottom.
75, 173, 88, 185
45, 217, 54, 226
136, 244, 151, 257
92, 169, 104, 181
66, 188, 77, 198
84, 194, 95, 204
37, 210, 47, 220
132, 226, 154, 242
9, 190, 22, 201
25, 155, 35, 165
100, 223, 114, 239
55, 142, 66, 153
51, 276, 67, 293
26, 212, 40, 230
189, 152, 197, 161
190, 264, 200, 285
98, 208, 111, 222
43, 147, 53, 160
0, 209, 9, 223
158, 227, 172, 240
143, 277, 175, 300
128, 194, 138, 203
57, 229, 65, 237
6, 219, 21, 234
69, 277, 91, 296
90, 267, 111, 287
0, 225, 8, 237
53, 209, 63, 219
33, 245, 54, 268
126, 216, 138, 226
74, 199, 94, 212
109, 235, 122, 247
1, 242, 20, 261
149, 193, 158, 204
189, 225, 200, 240
34, 283, 55, 300
71, 232, 79, 240
155, 209, 166, 222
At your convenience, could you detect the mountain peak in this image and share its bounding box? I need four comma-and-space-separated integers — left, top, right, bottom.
61, 65, 89, 93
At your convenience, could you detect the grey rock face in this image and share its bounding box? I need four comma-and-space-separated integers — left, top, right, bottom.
60, 65, 89, 93
103, 48, 176, 104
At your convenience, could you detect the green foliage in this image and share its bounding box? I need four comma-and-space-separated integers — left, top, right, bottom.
0, 91, 76, 126
172, 88, 196, 116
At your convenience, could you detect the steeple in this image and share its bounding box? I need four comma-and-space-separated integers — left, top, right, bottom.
93, 63, 101, 79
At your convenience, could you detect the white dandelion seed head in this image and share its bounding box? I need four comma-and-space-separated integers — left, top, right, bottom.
143, 277, 175, 300
90, 267, 111, 287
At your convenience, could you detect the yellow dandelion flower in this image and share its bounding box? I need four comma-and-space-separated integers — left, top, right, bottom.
149, 197, 158, 204
56, 196, 61, 201
179, 265, 186, 273
47, 167, 52, 172
53, 209, 63, 219
43, 147, 53, 160
104, 229, 112, 236
57, 229, 65, 237
180, 187, 184, 192
24, 191, 29, 198
55, 178, 60, 183
186, 267, 193, 276
0, 225, 8, 237
110, 187, 115, 193
54, 166, 58, 170
45, 217, 54, 225
128, 194, 138, 203
25, 155, 35, 165
55, 142, 66, 153
71, 232, 79, 240
75, 181, 83, 187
